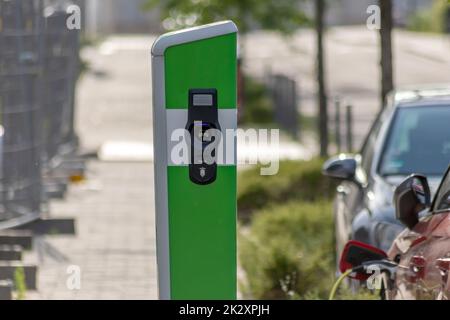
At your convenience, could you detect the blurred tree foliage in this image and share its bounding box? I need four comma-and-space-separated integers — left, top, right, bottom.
408, 0, 450, 33
143, 0, 312, 129
239, 76, 274, 125
143, 0, 310, 34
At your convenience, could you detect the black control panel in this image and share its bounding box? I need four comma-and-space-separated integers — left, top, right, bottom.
186, 89, 221, 185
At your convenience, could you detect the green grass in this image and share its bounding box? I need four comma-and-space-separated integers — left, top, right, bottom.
14, 267, 27, 300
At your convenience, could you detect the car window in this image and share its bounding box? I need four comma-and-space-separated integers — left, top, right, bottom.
378, 105, 450, 177
361, 117, 382, 174
433, 170, 450, 211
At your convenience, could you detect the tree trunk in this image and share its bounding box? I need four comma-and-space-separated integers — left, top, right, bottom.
379, 0, 394, 109
316, 0, 328, 157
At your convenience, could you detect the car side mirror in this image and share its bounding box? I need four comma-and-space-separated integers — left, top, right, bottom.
393, 174, 431, 229
322, 155, 357, 181
339, 240, 387, 280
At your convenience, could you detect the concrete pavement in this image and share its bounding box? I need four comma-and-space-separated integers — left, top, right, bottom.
25, 36, 158, 299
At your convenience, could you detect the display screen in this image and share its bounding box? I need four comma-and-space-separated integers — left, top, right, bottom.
192, 94, 214, 107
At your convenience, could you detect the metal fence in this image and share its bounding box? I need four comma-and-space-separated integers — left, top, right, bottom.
42, 3, 80, 169
332, 98, 354, 153
267, 74, 299, 139
0, 0, 81, 229
0, 0, 44, 228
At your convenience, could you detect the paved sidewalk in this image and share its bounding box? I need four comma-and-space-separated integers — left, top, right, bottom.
28, 162, 157, 299
26, 36, 158, 299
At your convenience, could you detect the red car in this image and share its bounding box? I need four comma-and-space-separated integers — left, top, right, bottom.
337, 165, 450, 300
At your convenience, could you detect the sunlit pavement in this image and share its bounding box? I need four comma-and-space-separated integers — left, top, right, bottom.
25, 36, 158, 299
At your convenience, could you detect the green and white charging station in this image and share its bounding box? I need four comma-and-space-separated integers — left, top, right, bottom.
151, 21, 238, 300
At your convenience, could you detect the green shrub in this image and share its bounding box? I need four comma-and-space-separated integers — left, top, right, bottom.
239, 200, 380, 300
238, 158, 380, 300
239, 76, 274, 125
299, 114, 317, 136
239, 200, 334, 299
238, 159, 335, 222
407, 0, 449, 33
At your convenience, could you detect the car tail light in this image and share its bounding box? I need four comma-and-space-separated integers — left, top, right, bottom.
407, 255, 426, 283
436, 258, 450, 284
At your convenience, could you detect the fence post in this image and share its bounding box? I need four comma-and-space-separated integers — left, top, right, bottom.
334, 98, 341, 153
346, 105, 353, 152
267, 74, 299, 139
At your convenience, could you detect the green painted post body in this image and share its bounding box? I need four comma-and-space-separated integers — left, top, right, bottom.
167, 166, 236, 299
165, 33, 237, 109
152, 22, 238, 300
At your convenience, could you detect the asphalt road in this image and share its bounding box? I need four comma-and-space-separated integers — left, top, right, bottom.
244, 26, 450, 149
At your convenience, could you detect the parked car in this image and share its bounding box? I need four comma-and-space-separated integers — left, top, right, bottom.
323, 86, 450, 262
386, 168, 450, 299
337, 166, 450, 300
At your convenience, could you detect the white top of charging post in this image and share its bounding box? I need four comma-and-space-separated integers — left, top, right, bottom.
151, 20, 238, 57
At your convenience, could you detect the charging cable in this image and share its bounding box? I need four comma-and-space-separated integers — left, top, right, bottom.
329, 260, 397, 300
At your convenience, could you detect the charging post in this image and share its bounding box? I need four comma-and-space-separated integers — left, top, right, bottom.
151, 21, 238, 300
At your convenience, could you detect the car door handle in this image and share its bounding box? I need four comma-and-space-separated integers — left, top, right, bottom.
337, 185, 350, 195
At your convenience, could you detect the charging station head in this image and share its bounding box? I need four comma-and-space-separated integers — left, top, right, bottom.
187, 89, 220, 185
